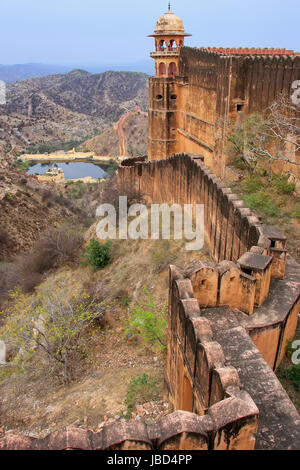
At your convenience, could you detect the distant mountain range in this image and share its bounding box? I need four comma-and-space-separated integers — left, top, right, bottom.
0, 64, 72, 83
0, 61, 153, 83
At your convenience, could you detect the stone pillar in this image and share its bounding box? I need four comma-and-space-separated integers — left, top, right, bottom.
238, 252, 273, 307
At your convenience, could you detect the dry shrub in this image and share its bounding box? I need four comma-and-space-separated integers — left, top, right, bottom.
39, 187, 83, 216
0, 262, 40, 306
83, 280, 110, 302
1, 277, 108, 383
40, 189, 53, 203
34, 226, 83, 266
0, 264, 14, 301
0, 228, 11, 263
0, 225, 83, 303
0, 228, 10, 245
81, 280, 111, 328
0, 260, 42, 299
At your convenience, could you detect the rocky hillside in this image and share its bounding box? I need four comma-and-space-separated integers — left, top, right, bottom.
0, 161, 71, 260
0, 70, 149, 156
82, 107, 148, 157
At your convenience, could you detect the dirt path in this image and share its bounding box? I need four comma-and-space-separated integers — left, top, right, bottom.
114, 106, 143, 156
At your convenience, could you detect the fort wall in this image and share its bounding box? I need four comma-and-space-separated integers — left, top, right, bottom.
118, 153, 285, 263
1, 152, 299, 450
118, 153, 299, 374
166, 265, 300, 450
0, 250, 261, 450
117, 152, 300, 449
0, 400, 259, 450
0, 271, 260, 450
148, 47, 300, 177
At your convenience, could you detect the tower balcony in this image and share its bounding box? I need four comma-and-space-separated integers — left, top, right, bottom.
150, 50, 180, 58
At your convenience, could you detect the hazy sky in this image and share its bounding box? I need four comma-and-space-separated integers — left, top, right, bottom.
1, 0, 300, 66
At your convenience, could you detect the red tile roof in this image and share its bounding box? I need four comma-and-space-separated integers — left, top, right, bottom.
206, 47, 300, 57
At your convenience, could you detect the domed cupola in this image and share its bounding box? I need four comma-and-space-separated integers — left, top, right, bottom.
154, 10, 185, 35
148, 4, 191, 78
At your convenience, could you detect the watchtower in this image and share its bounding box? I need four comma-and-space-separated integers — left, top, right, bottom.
148, 4, 191, 78
148, 5, 191, 160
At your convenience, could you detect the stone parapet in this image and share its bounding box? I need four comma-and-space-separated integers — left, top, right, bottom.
0, 404, 259, 450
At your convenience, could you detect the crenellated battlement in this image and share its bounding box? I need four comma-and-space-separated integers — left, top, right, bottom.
0, 401, 259, 450
148, 45, 300, 180
205, 47, 300, 57
117, 152, 300, 449
1, 152, 299, 450
118, 153, 286, 265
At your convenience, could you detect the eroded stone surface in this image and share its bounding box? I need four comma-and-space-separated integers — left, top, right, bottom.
205, 326, 300, 450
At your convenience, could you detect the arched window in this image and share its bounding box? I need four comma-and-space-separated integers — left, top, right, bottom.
158, 40, 166, 51
168, 39, 177, 51
168, 62, 177, 78
159, 62, 166, 77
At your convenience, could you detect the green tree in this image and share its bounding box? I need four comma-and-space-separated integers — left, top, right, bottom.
227, 112, 271, 173
124, 289, 168, 350
84, 239, 112, 270
226, 95, 300, 179
1, 279, 106, 383
124, 373, 159, 417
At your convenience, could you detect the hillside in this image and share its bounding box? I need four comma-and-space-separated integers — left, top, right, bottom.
0, 70, 149, 156
0, 161, 213, 435
82, 107, 148, 157
0, 228, 211, 436
0, 158, 79, 261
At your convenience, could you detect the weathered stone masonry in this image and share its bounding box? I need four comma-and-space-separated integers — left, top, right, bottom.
1, 153, 299, 450
1, 9, 299, 450
0, 403, 259, 450
118, 152, 300, 450
148, 47, 300, 177
118, 153, 285, 265
0, 250, 260, 449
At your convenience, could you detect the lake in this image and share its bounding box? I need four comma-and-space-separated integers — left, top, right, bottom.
27, 162, 108, 180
